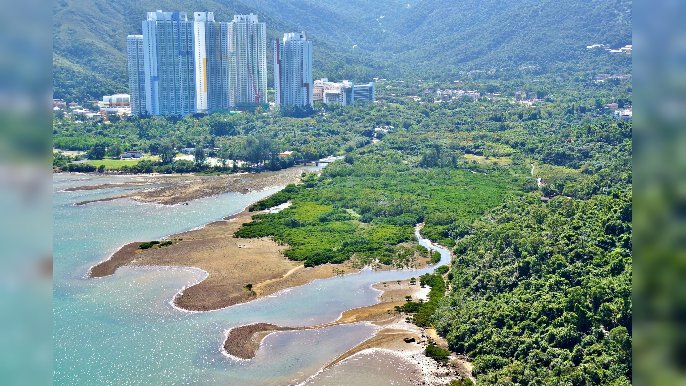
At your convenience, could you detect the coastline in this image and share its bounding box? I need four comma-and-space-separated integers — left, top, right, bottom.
69, 166, 312, 206
78, 166, 470, 384
220, 279, 472, 385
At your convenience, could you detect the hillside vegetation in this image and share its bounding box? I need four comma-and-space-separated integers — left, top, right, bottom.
53, 0, 631, 101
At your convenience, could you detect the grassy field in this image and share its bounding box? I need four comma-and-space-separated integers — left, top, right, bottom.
84, 156, 159, 169
464, 154, 512, 166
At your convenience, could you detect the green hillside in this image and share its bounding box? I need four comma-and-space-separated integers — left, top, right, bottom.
53, 0, 631, 101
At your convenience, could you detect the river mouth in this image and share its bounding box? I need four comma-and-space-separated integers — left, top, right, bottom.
54, 172, 452, 385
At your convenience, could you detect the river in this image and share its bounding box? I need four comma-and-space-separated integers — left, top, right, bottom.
53, 172, 451, 385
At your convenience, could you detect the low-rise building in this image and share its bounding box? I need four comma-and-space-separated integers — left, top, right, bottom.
314, 79, 354, 105
99, 94, 132, 115
313, 79, 374, 105
608, 44, 632, 54
436, 88, 480, 102
614, 108, 632, 120
101, 94, 131, 107
352, 82, 375, 103
121, 151, 143, 159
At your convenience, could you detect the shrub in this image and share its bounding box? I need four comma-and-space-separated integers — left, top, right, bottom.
139, 241, 160, 249
425, 344, 451, 363
430, 250, 441, 264
65, 163, 97, 173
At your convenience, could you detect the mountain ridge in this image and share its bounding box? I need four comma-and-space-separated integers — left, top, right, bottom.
53, 0, 631, 101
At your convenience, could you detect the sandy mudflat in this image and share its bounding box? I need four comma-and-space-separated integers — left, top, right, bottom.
64, 182, 149, 192
321, 280, 472, 385
86, 165, 362, 311
220, 280, 423, 361
89, 242, 141, 278
223, 323, 293, 359
220, 281, 418, 362
89, 209, 357, 311
74, 166, 312, 206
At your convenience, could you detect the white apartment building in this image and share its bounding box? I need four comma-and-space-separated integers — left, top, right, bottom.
228, 14, 267, 109
274, 32, 313, 108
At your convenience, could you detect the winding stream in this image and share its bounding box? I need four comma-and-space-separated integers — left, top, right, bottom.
54, 173, 451, 385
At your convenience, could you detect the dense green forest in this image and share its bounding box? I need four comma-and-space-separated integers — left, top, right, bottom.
225, 76, 632, 384
434, 191, 631, 385
53, 75, 631, 172
53, 0, 630, 101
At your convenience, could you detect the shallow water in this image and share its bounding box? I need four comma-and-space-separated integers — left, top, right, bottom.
54, 172, 451, 385
307, 350, 422, 386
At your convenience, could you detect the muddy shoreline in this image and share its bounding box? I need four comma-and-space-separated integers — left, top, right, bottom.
88, 209, 359, 311
71, 166, 312, 206
220, 279, 473, 385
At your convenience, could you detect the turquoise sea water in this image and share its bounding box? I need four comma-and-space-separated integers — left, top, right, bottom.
54, 173, 451, 385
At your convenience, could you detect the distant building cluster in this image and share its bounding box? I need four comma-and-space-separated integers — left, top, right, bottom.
435, 88, 480, 102
514, 91, 543, 107
593, 73, 631, 84
613, 107, 632, 120
53, 99, 102, 120
54, 96, 133, 120
313, 79, 375, 106
99, 94, 131, 115
126, 10, 374, 117
586, 43, 632, 55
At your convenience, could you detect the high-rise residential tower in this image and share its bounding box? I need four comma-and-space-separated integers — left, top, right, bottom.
142, 11, 196, 116
228, 14, 267, 109
193, 12, 211, 114
191, 12, 232, 113
126, 35, 146, 115
128, 11, 270, 116
203, 15, 231, 112
274, 32, 313, 109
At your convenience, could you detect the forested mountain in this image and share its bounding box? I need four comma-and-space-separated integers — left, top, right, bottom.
53, 0, 631, 101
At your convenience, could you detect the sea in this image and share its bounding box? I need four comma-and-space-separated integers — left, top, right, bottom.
53, 172, 451, 385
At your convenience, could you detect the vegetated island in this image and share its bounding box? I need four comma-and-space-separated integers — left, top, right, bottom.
89, 207, 436, 311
